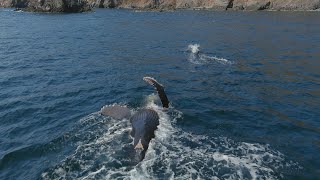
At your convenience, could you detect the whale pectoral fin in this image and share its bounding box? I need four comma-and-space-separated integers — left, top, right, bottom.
143, 77, 170, 108
100, 105, 131, 120
134, 139, 144, 150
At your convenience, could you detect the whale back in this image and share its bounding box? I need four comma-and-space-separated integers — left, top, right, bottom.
131, 109, 159, 135
130, 109, 159, 150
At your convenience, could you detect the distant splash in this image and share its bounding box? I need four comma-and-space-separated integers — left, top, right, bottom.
188, 44, 200, 54
187, 44, 234, 65
41, 95, 301, 179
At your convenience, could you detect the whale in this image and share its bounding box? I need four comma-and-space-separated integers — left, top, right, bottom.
100, 77, 169, 161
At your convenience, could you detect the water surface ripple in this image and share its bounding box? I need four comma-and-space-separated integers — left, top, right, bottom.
0, 9, 319, 179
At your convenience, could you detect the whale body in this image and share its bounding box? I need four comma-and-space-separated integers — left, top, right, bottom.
100, 77, 169, 161
130, 109, 159, 160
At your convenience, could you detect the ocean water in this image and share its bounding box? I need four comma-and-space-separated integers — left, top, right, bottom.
0, 8, 319, 179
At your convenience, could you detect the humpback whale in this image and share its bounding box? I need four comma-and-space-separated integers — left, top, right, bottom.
100, 77, 169, 161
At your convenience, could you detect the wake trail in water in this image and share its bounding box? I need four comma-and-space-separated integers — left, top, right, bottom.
41, 94, 301, 179
187, 44, 234, 65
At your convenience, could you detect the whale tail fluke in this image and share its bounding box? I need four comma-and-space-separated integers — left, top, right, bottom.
143, 77, 170, 108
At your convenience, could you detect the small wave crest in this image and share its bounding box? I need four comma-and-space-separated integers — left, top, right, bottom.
199, 54, 233, 65
2, 9, 14, 12
41, 96, 300, 179
2, 9, 23, 12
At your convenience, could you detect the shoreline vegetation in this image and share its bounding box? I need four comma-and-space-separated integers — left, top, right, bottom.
1, 0, 320, 13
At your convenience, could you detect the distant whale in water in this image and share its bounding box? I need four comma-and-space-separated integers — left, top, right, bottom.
187, 43, 233, 65
100, 77, 169, 161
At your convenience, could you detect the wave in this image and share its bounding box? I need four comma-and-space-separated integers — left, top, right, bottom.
41, 95, 301, 179
1, 9, 14, 12
1, 9, 23, 13
187, 44, 234, 65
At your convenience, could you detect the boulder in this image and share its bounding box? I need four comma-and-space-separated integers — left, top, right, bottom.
25, 0, 93, 13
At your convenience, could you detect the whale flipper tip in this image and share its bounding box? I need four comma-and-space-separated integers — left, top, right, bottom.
100, 105, 131, 120
143, 77, 170, 108
143, 77, 162, 87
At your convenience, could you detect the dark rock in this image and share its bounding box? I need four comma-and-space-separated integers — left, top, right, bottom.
12, 0, 28, 8
23, 0, 93, 13
258, 1, 271, 10
226, 0, 234, 10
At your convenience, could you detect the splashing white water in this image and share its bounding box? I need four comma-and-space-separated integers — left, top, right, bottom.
129, 96, 301, 179
199, 54, 233, 65
187, 44, 233, 65
41, 95, 301, 180
188, 44, 200, 54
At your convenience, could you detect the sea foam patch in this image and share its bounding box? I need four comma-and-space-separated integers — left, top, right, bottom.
41, 96, 300, 180
130, 100, 301, 179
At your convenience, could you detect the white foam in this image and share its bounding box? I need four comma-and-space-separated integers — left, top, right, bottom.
41, 96, 300, 180
129, 98, 300, 179
187, 44, 234, 65
41, 112, 134, 179
2, 9, 14, 12
200, 54, 233, 65
188, 44, 200, 54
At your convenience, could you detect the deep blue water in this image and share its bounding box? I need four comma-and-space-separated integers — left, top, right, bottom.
0, 8, 320, 179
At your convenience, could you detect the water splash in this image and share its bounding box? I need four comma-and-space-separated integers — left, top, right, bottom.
41, 96, 301, 179
129, 97, 301, 179
199, 54, 233, 65
187, 44, 233, 65
188, 44, 201, 54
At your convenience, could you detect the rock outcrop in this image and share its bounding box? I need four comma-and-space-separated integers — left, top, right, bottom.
77, 0, 320, 11
1, 0, 320, 11
0, 1, 11, 8
27, 0, 93, 13
86, 0, 232, 10
1, 0, 93, 12
231, 0, 320, 11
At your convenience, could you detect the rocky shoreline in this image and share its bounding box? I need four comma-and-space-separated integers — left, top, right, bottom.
1, 0, 320, 13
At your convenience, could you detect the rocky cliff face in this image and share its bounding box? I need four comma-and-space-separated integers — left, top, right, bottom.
2, 0, 320, 11
231, 0, 320, 11
0, 0, 11, 8
0, 0, 28, 8
76, 0, 320, 11
1, 0, 93, 12
86, 0, 232, 9
26, 0, 92, 13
